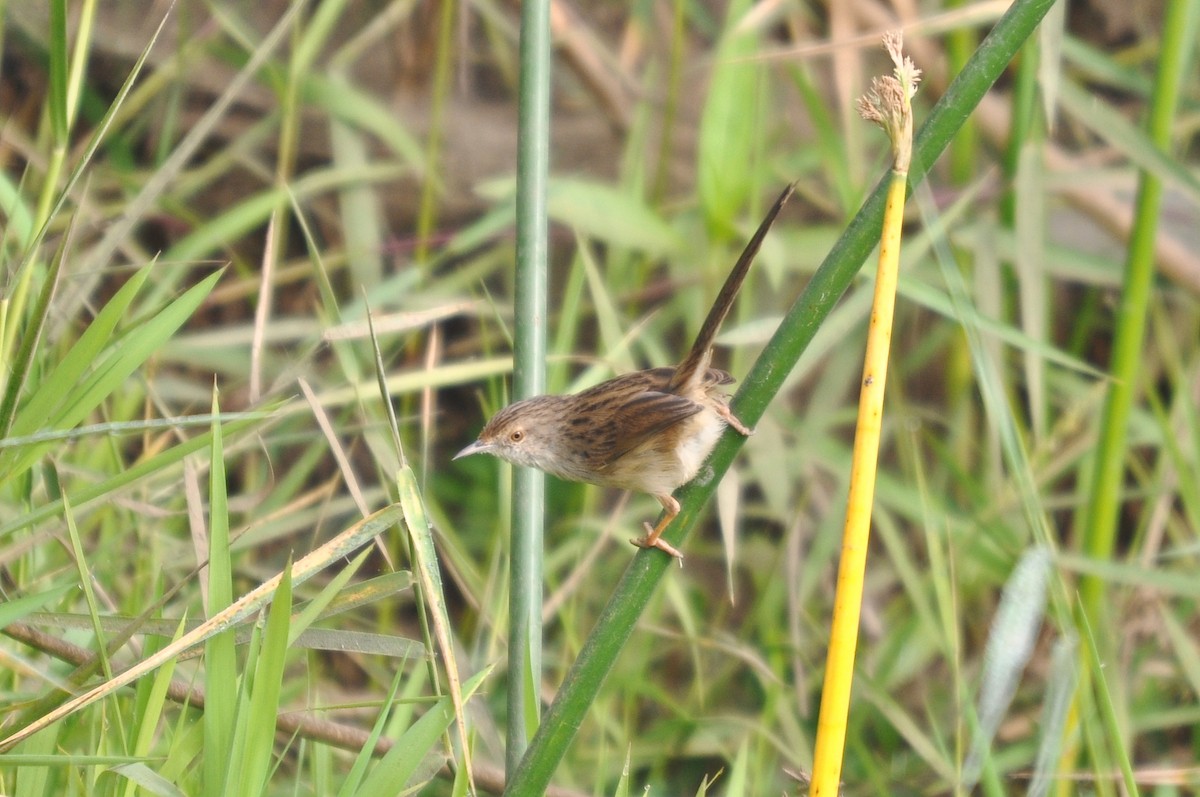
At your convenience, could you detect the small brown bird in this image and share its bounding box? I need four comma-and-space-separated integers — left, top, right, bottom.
455, 184, 794, 558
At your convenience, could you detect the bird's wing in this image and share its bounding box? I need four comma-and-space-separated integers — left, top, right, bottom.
585, 390, 704, 469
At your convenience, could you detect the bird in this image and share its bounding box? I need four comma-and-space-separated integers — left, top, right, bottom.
455, 184, 794, 559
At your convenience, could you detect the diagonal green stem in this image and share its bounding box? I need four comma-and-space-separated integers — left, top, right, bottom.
502, 0, 1058, 793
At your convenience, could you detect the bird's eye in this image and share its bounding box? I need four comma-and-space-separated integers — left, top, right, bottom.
509, 430, 524, 443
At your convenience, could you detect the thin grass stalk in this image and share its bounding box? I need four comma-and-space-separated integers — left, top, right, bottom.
502, 0, 1058, 792
1000, 39, 1038, 228
2, 0, 74, 364
942, 4, 987, 497
34, 0, 70, 229
1077, 608, 1140, 796
508, 0, 551, 776
809, 180, 907, 793
809, 34, 917, 795
414, 0, 456, 266
1077, 0, 1196, 621
651, 0, 687, 204
203, 388, 235, 793
1066, 3, 1197, 791
250, 10, 301, 427
944, 0, 978, 186
64, 0, 97, 132
0, 219, 67, 439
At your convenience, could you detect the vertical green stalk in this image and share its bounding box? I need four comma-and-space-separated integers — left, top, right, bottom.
1078, 0, 1196, 623
36, 0, 70, 229
414, 0, 456, 266
651, 0, 686, 204
944, 0, 978, 186
1000, 40, 1038, 228
64, 0, 96, 131
509, 0, 550, 776
942, 0, 982, 496
3, 0, 77, 363
502, 1, 1057, 793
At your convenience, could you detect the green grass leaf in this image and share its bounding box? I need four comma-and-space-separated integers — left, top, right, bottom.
238, 562, 294, 795
1, 268, 222, 483
355, 666, 492, 797
204, 387, 237, 796
0, 583, 75, 628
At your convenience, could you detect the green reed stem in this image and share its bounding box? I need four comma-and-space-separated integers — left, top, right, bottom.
1077, 0, 1197, 637
508, 0, 551, 778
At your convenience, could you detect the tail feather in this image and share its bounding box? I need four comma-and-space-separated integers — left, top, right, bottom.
670, 183, 796, 392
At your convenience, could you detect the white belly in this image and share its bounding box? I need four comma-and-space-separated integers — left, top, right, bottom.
599, 408, 727, 495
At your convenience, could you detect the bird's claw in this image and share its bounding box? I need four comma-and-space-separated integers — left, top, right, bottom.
631, 523, 684, 563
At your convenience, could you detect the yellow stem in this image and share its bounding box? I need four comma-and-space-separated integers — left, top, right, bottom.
809, 169, 908, 795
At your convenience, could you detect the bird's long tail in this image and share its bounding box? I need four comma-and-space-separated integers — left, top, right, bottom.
670, 182, 796, 392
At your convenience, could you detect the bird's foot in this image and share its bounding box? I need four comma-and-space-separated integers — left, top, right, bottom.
631, 522, 684, 564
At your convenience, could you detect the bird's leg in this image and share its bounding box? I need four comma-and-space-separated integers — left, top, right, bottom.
631, 494, 684, 560
713, 402, 752, 436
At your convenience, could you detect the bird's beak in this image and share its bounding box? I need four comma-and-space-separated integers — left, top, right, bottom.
453, 439, 491, 460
